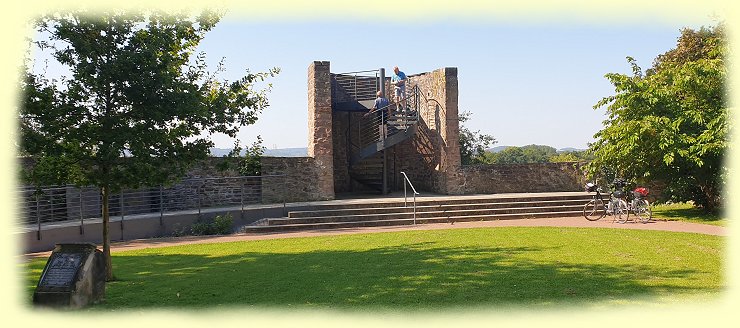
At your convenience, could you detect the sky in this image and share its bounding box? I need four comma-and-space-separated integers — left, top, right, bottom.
187, 16, 709, 150
27, 11, 715, 151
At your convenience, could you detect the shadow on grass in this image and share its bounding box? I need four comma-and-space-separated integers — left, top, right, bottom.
652, 205, 723, 223
54, 242, 714, 310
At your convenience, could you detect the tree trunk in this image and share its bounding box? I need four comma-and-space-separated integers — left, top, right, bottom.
102, 186, 113, 281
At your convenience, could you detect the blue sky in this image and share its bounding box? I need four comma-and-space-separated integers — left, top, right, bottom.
29, 14, 712, 150
192, 16, 704, 150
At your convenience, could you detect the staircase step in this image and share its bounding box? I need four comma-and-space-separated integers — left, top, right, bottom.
288, 199, 589, 218
240, 210, 584, 233
304, 194, 592, 212
276, 204, 584, 225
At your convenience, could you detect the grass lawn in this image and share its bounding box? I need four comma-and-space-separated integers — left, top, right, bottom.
23, 227, 724, 311
651, 202, 725, 226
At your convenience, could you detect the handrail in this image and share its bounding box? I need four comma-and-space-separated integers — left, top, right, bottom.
357, 85, 421, 150
17, 175, 288, 239
400, 171, 420, 225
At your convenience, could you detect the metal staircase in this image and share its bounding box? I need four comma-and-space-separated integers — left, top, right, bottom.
348, 88, 421, 193
331, 68, 421, 194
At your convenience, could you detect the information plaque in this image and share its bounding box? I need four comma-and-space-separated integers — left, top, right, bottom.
33, 243, 105, 308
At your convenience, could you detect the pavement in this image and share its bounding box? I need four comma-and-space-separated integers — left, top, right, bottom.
24, 215, 725, 259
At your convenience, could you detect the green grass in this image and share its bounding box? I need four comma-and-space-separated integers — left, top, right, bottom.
23, 227, 724, 310
651, 202, 725, 226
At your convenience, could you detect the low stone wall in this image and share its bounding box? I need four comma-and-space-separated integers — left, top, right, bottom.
450, 162, 588, 194
261, 156, 330, 203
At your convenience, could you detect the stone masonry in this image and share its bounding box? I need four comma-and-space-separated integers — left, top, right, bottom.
307, 61, 335, 200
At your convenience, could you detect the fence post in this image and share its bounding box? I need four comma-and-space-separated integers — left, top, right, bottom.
197, 183, 202, 219
159, 185, 164, 226
240, 179, 244, 220
282, 175, 287, 217
120, 191, 125, 240
79, 188, 84, 235
36, 193, 41, 241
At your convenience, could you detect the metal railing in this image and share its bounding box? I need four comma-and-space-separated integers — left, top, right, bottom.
400, 172, 420, 225
331, 70, 381, 102
16, 175, 287, 239
357, 85, 421, 150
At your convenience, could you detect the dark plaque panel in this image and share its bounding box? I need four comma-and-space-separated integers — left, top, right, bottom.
39, 253, 84, 290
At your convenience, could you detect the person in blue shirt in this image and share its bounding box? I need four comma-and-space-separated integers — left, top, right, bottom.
365, 91, 390, 141
391, 66, 407, 110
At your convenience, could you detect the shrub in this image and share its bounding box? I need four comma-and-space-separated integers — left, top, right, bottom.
189, 214, 234, 236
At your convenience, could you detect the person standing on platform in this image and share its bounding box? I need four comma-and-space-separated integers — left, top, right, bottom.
391, 66, 407, 111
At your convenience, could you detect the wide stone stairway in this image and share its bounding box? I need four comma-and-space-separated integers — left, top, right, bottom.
240, 192, 592, 233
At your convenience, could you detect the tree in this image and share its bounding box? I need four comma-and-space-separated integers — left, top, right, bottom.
485, 145, 558, 164
550, 150, 592, 163
588, 24, 727, 213
20, 10, 279, 280
458, 111, 496, 165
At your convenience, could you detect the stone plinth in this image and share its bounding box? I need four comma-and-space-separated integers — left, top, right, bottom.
33, 243, 105, 308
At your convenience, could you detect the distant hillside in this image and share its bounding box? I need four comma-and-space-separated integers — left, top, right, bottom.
557, 147, 587, 153
486, 145, 586, 153
487, 146, 513, 153
209, 147, 308, 157
263, 147, 308, 157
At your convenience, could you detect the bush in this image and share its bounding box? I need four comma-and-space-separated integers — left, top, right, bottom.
189, 214, 234, 236
213, 214, 234, 234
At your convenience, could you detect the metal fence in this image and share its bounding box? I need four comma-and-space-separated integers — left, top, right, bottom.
331, 70, 380, 102
16, 175, 286, 239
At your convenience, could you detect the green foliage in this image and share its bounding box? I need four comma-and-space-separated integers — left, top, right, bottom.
549, 150, 593, 163
588, 24, 727, 213
20, 10, 278, 279
216, 136, 265, 176
190, 214, 234, 236
21, 10, 279, 190
484, 145, 586, 164
458, 111, 496, 165
239, 137, 265, 176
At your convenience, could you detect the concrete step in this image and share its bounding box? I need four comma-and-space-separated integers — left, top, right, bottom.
304, 194, 592, 211
274, 204, 584, 225
240, 210, 584, 233
288, 199, 588, 218
238, 192, 593, 233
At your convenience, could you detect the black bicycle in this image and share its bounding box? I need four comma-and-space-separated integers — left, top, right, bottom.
583, 180, 629, 222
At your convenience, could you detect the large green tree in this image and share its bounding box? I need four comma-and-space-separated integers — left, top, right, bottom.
458, 111, 496, 165
21, 10, 278, 280
589, 24, 728, 213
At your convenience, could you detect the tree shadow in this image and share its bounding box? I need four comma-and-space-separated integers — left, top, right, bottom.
81, 241, 718, 310
652, 205, 723, 223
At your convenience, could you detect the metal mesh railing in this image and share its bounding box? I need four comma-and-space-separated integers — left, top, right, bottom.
357, 85, 421, 149
331, 70, 380, 102
17, 175, 287, 237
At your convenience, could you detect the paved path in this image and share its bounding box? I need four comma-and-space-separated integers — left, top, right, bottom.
24, 216, 725, 259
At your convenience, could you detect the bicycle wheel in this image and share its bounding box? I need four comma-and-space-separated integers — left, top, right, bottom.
583, 199, 606, 221
614, 199, 629, 223
634, 199, 652, 223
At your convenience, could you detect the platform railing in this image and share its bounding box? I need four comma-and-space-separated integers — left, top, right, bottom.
17, 175, 287, 240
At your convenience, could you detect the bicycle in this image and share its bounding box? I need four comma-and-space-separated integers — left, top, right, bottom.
583, 181, 629, 222
627, 187, 652, 223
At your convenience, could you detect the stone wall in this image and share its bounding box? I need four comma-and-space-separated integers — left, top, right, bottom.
396, 68, 460, 194
451, 162, 589, 194
261, 156, 327, 203
307, 61, 335, 200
